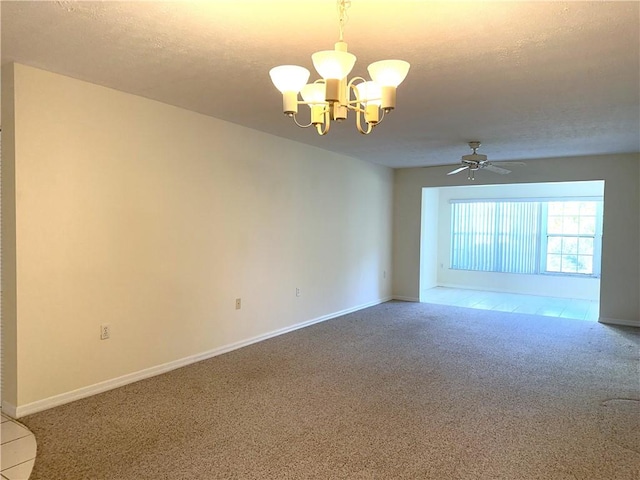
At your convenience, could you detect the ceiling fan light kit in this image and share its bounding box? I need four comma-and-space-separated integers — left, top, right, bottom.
269, 0, 410, 136
447, 142, 526, 180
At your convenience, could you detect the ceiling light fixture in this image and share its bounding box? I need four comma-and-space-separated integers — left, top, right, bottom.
269, 0, 410, 136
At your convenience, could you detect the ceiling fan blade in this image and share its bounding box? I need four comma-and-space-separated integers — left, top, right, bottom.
484, 164, 511, 175
493, 161, 526, 167
447, 165, 469, 175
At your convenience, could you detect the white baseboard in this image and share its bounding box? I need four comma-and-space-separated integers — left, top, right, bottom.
393, 296, 419, 302
6, 297, 391, 419
1, 402, 18, 419
435, 283, 599, 301
599, 317, 640, 328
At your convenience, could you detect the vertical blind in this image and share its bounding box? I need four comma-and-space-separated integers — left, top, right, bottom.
450, 201, 541, 273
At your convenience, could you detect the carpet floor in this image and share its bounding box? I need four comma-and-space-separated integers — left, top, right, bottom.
21, 301, 640, 479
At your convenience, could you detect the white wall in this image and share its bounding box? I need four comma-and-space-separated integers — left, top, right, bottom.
418, 188, 439, 300
429, 181, 602, 300
1, 64, 394, 414
393, 154, 640, 325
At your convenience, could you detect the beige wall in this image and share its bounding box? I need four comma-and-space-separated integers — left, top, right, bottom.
393, 154, 640, 324
1, 64, 17, 406
1, 64, 393, 411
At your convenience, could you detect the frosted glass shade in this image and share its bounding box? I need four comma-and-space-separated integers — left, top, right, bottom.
355, 81, 382, 106
301, 83, 326, 107
269, 65, 310, 93
311, 50, 357, 80
367, 60, 410, 87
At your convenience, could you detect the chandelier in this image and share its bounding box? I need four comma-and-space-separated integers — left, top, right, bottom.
269, 0, 410, 135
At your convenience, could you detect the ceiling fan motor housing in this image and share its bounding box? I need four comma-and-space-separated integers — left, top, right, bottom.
447, 141, 520, 178
461, 153, 488, 164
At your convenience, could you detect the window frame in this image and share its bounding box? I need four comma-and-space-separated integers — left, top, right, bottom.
449, 196, 603, 278
539, 198, 603, 278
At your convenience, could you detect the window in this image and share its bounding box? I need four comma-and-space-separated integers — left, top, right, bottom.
541, 201, 602, 275
450, 201, 541, 274
450, 198, 603, 277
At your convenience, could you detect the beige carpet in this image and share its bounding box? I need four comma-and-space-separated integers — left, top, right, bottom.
22, 301, 640, 479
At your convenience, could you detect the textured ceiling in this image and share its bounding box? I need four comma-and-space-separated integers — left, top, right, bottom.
2, 1, 639, 168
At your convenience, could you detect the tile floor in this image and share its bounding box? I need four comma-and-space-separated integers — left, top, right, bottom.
422, 287, 599, 321
1, 413, 36, 480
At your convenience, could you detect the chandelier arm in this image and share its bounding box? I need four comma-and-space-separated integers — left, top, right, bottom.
292, 114, 313, 129
355, 106, 373, 135
346, 77, 366, 106
298, 101, 329, 107
316, 123, 330, 135
347, 76, 367, 87
345, 104, 365, 113
346, 99, 380, 108
316, 110, 331, 135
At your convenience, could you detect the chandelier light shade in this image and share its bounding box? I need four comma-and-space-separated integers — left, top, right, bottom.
367, 59, 410, 111
301, 82, 327, 124
355, 81, 382, 107
367, 60, 411, 88
301, 83, 326, 105
355, 80, 383, 125
269, 0, 410, 135
311, 46, 357, 81
269, 65, 310, 93
268, 65, 311, 115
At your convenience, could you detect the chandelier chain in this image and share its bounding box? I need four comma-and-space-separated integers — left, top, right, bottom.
337, 0, 351, 42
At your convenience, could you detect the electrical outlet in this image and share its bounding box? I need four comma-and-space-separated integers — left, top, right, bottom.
295, 287, 301, 297
383, 270, 386, 279
235, 298, 241, 310
100, 323, 111, 340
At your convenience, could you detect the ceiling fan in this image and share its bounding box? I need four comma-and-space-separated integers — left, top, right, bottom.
447, 142, 525, 180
